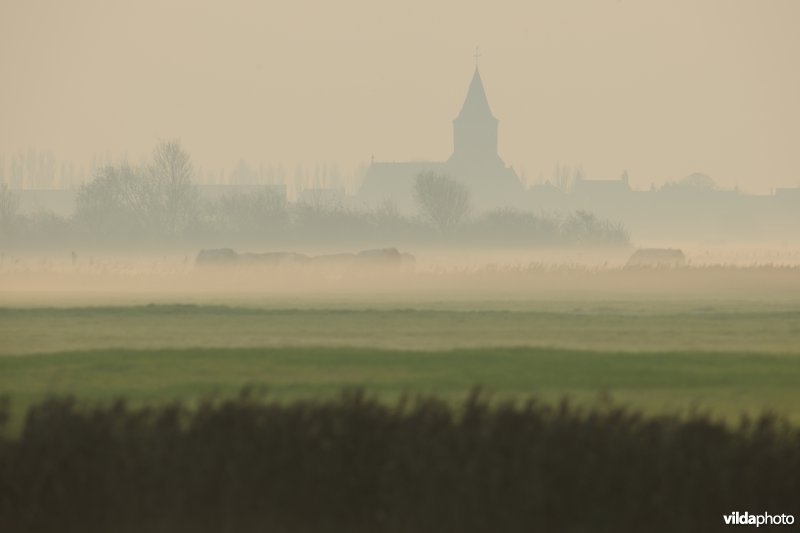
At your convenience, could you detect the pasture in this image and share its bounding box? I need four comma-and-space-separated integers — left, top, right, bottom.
2, 301, 800, 427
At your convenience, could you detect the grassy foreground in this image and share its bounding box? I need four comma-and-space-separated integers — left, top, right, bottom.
1, 391, 798, 533
3, 346, 800, 426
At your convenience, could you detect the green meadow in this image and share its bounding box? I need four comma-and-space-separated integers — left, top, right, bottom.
2, 301, 800, 427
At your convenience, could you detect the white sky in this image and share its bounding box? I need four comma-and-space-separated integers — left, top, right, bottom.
1, 0, 799, 193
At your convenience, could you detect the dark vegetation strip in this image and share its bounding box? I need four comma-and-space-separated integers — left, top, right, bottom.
0, 390, 798, 533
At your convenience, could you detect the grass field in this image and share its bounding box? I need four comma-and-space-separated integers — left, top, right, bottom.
3, 302, 800, 355
3, 346, 800, 420
2, 301, 800, 428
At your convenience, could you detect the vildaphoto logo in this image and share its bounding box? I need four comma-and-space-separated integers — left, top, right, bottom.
723, 512, 795, 527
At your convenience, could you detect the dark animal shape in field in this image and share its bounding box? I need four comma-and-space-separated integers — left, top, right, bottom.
309, 249, 415, 278
356, 248, 403, 265
239, 252, 310, 268
195, 248, 239, 267
358, 248, 415, 272
310, 253, 357, 265
353, 248, 416, 276
195, 247, 415, 277
625, 248, 686, 269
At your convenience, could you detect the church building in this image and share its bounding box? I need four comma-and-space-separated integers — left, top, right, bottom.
358, 65, 524, 212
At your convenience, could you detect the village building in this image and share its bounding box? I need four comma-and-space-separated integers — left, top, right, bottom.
359, 65, 524, 212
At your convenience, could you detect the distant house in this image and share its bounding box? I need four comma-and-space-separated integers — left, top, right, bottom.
359, 66, 523, 212
572, 172, 631, 197
625, 248, 686, 268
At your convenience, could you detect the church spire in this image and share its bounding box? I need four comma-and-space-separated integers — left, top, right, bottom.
451, 59, 498, 160
456, 65, 496, 122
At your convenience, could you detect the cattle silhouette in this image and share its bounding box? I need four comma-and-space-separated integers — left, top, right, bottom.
625, 248, 686, 269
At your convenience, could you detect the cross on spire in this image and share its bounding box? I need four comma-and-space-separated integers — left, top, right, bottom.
473, 46, 481, 67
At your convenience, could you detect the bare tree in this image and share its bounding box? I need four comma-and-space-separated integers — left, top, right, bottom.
413, 172, 471, 233
75, 164, 151, 235
149, 139, 198, 235
75, 140, 199, 238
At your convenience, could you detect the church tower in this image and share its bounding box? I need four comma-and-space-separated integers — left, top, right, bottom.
359, 55, 523, 212
450, 67, 499, 162
444, 59, 524, 209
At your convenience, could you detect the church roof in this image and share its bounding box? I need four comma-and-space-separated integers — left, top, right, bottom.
455, 67, 496, 121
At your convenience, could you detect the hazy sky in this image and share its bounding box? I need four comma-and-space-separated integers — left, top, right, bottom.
1, 0, 799, 193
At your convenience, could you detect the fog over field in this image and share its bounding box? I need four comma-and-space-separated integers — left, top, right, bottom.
2, 245, 799, 305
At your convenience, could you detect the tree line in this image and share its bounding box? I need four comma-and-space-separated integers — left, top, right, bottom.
0, 141, 629, 249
